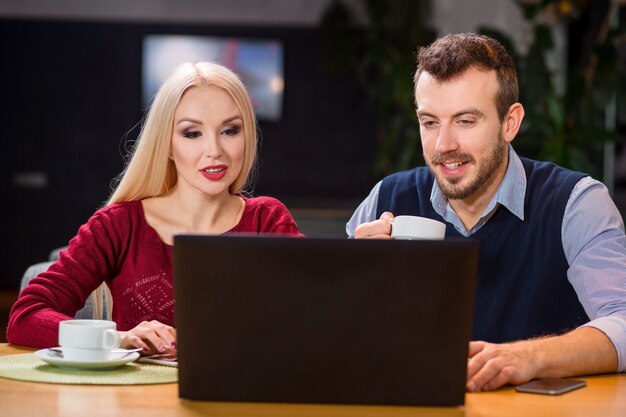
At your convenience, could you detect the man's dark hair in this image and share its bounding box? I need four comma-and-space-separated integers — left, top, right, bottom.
414, 33, 518, 121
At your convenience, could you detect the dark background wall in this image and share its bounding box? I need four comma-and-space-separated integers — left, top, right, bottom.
2, 2, 625, 291
0, 18, 378, 289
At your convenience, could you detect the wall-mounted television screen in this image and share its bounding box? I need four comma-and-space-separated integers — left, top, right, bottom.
142, 34, 284, 121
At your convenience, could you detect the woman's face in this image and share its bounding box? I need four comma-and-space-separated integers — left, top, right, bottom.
170, 86, 245, 198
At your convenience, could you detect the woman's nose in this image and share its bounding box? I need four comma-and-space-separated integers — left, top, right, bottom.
204, 135, 223, 158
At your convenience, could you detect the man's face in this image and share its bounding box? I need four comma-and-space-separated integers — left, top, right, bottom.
415, 67, 511, 201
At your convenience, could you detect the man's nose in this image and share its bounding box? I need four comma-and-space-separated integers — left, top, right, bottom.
434, 125, 459, 154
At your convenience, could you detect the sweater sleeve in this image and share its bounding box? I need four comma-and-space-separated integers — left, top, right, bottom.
6, 204, 129, 348
262, 200, 302, 236
234, 196, 303, 236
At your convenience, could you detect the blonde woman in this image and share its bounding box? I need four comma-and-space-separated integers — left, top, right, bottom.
8, 62, 301, 354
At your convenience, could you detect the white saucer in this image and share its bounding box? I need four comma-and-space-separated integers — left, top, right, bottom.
34, 348, 140, 370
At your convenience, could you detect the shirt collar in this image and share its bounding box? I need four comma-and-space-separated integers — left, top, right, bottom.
430, 144, 526, 225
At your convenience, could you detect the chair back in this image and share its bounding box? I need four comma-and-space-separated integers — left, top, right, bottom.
19, 249, 110, 320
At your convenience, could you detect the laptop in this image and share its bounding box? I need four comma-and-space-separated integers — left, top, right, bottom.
173, 234, 478, 407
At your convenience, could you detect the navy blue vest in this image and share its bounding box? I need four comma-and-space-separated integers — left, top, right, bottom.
377, 158, 589, 342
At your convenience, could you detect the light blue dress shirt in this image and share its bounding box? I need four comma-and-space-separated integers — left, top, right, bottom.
346, 146, 626, 371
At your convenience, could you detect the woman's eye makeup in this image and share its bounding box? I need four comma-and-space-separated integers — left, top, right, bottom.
221, 125, 242, 136
177, 121, 243, 138
182, 130, 202, 139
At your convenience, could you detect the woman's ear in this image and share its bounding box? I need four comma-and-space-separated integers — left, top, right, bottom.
502, 102, 525, 144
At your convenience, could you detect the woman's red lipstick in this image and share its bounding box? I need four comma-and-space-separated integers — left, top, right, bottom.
200, 165, 227, 181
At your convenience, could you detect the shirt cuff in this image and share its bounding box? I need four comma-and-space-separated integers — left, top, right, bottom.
581, 316, 626, 372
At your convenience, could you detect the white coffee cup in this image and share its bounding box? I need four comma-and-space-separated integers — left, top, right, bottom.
58, 319, 121, 361
391, 215, 446, 240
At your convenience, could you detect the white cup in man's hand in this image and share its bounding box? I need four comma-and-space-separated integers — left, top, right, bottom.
58, 319, 121, 361
391, 215, 446, 240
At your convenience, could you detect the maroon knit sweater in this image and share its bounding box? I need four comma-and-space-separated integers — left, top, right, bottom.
7, 197, 301, 348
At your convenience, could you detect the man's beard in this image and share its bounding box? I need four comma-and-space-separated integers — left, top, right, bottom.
427, 139, 508, 200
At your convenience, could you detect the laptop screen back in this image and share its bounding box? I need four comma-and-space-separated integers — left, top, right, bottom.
174, 235, 478, 406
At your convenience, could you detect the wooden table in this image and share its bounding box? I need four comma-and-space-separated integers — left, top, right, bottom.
1, 343, 625, 417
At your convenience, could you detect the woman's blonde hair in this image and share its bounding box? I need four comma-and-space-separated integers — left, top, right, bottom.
93, 62, 259, 320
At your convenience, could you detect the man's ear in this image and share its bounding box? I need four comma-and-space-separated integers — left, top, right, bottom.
503, 102, 525, 143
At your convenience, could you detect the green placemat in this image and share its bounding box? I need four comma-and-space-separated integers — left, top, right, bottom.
0, 353, 178, 385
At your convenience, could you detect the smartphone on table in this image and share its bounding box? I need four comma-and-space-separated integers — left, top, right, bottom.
137, 352, 178, 367
515, 378, 586, 395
